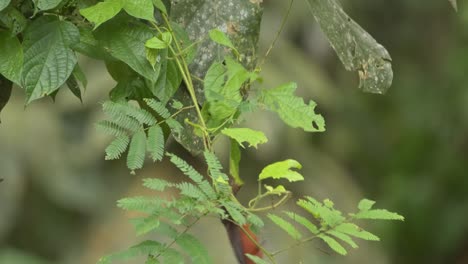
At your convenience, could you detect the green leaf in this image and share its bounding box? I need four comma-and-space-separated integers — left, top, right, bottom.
259, 159, 304, 182
21, 16, 79, 103
144, 98, 171, 118
245, 254, 269, 264
105, 135, 130, 160
209, 29, 238, 55
0, 7, 27, 35
96, 120, 128, 137
145, 32, 172, 49
80, 0, 123, 29
0, 0, 10, 12
222, 128, 268, 148
297, 197, 345, 227
318, 234, 347, 255
96, 22, 159, 83
152, 0, 167, 14
36, 0, 63, 10
284, 212, 318, 234
123, 0, 154, 21
0, 76, 12, 122
0, 31, 23, 84
176, 233, 212, 264
127, 130, 147, 173
334, 223, 380, 241
147, 124, 165, 162
306, 0, 393, 94
143, 178, 171, 191
117, 196, 162, 212
357, 199, 375, 211
161, 248, 184, 264
261, 82, 325, 132
353, 209, 405, 221
268, 213, 302, 240
229, 139, 242, 185
133, 215, 160, 236
327, 230, 358, 249
98, 240, 164, 264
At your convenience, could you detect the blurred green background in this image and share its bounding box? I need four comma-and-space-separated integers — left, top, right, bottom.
1, 1, 468, 263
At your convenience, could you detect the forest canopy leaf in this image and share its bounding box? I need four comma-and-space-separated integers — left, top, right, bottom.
307, 0, 393, 94
21, 16, 79, 103
0, 0, 11, 12
261, 82, 325, 132
0, 32, 23, 84
259, 159, 304, 182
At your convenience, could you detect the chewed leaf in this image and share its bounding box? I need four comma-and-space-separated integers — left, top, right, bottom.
307, 0, 393, 94
261, 82, 325, 132
259, 159, 304, 182
222, 128, 268, 148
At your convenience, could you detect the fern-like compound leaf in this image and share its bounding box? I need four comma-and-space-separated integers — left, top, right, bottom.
223, 201, 247, 225
117, 196, 162, 213
327, 230, 358, 249
245, 254, 269, 264
353, 209, 404, 221
318, 234, 347, 255
143, 178, 171, 191
127, 130, 147, 173
97, 240, 164, 264
176, 233, 212, 264
284, 211, 319, 234
160, 248, 184, 264
105, 135, 130, 160
96, 120, 128, 137
297, 197, 345, 227
334, 223, 380, 241
144, 98, 171, 119
147, 124, 165, 162
268, 213, 302, 240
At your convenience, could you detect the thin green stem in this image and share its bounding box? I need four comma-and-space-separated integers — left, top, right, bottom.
257, 0, 295, 69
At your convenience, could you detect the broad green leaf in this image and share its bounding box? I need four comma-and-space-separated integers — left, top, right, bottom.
334, 223, 380, 241
229, 139, 242, 185
306, 0, 393, 94
245, 254, 269, 264
123, 0, 154, 21
66, 67, 85, 102
222, 128, 267, 148
36, 0, 63, 10
0, 7, 27, 35
72, 26, 112, 60
0, 76, 12, 122
209, 29, 238, 55
152, 0, 167, 14
318, 234, 347, 255
0, 31, 22, 84
449, 0, 457, 11
0, 0, 10, 12
268, 214, 302, 240
21, 16, 79, 103
261, 82, 325, 132
96, 22, 159, 83
357, 199, 376, 211
259, 159, 304, 182
127, 130, 147, 173
352, 209, 405, 221
80, 0, 123, 29
145, 32, 172, 49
